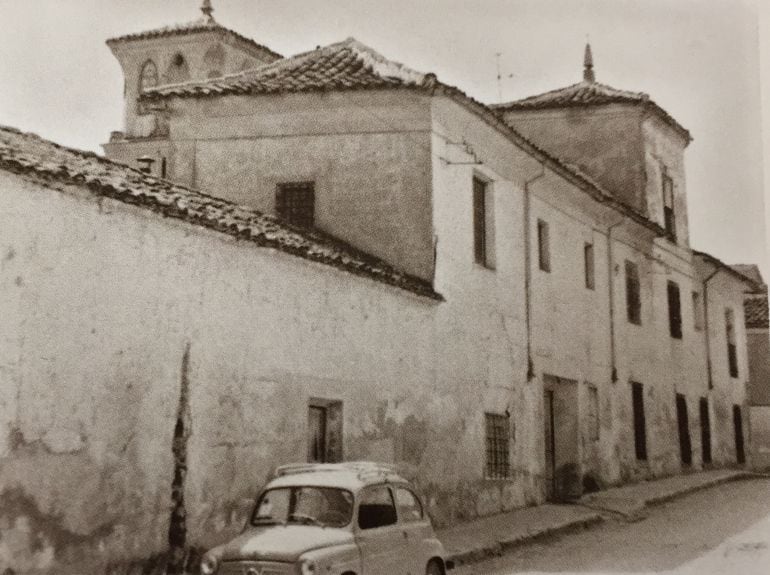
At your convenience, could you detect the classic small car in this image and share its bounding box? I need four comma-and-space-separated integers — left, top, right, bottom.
200, 461, 449, 575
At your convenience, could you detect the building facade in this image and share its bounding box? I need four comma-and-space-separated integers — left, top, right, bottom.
0, 4, 759, 574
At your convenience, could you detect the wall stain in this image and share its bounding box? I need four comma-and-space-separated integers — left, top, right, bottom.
0, 487, 115, 568
166, 342, 191, 575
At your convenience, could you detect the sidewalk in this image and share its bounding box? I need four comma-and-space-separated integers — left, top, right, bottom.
438, 468, 751, 568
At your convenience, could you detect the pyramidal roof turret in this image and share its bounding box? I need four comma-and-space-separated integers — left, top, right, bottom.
106, 0, 282, 61
493, 43, 690, 142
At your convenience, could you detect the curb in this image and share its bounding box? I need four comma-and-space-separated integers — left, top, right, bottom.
581, 470, 753, 521
444, 514, 604, 568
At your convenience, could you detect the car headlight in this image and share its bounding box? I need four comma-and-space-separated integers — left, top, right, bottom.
200, 554, 218, 575
299, 559, 317, 575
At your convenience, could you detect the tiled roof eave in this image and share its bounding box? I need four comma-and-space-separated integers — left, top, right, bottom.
494, 99, 691, 144
0, 127, 439, 302
106, 24, 282, 61
140, 75, 665, 238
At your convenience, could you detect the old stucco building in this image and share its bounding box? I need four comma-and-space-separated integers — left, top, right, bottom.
0, 3, 759, 574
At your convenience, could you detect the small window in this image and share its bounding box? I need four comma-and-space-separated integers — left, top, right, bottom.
394, 488, 423, 522
667, 281, 682, 339
662, 168, 676, 241
277, 182, 315, 228
584, 242, 595, 290
484, 413, 510, 479
631, 382, 647, 461
587, 385, 599, 441
625, 261, 641, 325
307, 399, 342, 463
473, 177, 495, 268
726, 308, 738, 378
537, 219, 550, 272
139, 60, 159, 92
692, 291, 704, 331
358, 486, 397, 529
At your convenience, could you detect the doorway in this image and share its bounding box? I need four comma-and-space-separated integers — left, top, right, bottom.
675, 394, 692, 467
543, 375, 580, 501
733, 405, 746, 465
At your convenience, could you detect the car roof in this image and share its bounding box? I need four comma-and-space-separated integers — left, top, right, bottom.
265, 462, 412, 492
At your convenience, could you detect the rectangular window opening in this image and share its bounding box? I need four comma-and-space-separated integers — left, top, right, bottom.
662, 169, 676, 241
588, 385, 600, 441
307, 398, 342, 463
485, 412, 510, 479
625, 260, 641, 325
584, 243, 595, 290
667, 281, 682, 339
538, 219, 551, 272
473, 177, 495, 268
631, 382, 647, 461
726, 308, 738, 378
277, 182, 315, 228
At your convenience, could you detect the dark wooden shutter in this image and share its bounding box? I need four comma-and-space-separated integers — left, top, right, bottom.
473, 177, 486, 264
667, 281, 682, 339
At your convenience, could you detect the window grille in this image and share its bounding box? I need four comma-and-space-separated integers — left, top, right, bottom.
277, 182, 315, 228
485, 413, 510, 479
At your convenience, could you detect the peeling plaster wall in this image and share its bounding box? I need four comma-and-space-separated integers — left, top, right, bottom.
433, 96, 749, 497
0, 167, 522, 572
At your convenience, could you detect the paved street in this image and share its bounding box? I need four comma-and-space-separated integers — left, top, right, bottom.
454, 477, 770, 574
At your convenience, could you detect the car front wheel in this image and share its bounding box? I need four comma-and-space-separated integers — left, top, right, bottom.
426, 559, 444, 575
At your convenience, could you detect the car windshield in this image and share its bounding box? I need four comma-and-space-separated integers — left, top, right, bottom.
251, 486, 354, 528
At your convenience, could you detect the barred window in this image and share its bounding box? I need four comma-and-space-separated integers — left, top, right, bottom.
726, 308, 738, 378
276, 182, 315, 228
485, 413, 510, 479
538, 219, 551, 272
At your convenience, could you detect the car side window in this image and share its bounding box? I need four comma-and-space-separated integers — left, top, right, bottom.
358, 485, 397, 529
395, 487, 423, 522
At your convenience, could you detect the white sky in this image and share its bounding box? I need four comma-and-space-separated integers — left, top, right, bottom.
0, 0, 767, 276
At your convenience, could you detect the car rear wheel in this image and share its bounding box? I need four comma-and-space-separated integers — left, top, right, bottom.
426, 559, 444, 575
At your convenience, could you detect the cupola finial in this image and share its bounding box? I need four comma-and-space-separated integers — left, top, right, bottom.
201, 0, 214, 21
583, 42, 595, 82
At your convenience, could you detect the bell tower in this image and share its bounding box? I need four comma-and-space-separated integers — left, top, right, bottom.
105, 1, 281, 142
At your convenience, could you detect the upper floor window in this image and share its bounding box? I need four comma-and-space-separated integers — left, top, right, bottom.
584, 242, 595, 290
276, 182, 315, 228
662, 168, 676, 242
537, 219, 551, 272
139, 60, 158, 92
625, 260, 641, 325
473, 176, 495, 268
725, 308, 739, 378
667, 280, 682, 339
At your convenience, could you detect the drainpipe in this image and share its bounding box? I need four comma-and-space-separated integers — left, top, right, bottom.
702, 267, 721, 391
524, 163, 546, 380
605, 216, 625, 383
